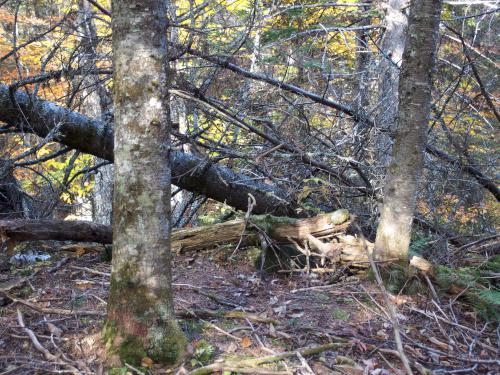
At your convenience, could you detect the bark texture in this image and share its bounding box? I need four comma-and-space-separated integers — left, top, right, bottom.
375, 0, 443, 261
105, 0, 186, 365
377, 0, 407, 124
0, 219, 111, 243
0, 159, 25, 218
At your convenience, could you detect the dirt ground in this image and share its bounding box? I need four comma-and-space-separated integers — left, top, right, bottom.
0, 242, 498, 374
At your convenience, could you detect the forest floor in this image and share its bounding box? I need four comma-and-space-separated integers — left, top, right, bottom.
0, 242, 498, 375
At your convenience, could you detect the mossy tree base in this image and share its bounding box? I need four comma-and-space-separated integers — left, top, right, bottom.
103, 317, 187, 366
104, 269, 188, 366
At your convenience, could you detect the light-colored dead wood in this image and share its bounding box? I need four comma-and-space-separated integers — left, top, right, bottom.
410, 255, 434, 276
173, 209, 351, 253
1, 210, 377, 267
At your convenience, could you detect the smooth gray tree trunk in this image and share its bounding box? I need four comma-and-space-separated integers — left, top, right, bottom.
375, 0, 443, 261
375, 0, 408, 168
104, 0, 187, 365
76, 0, 114, 225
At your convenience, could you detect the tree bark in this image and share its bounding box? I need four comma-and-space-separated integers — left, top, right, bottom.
371, 0, 408, 190
0, 159, 25, 219
104, 0, 187, 365
76, 0, 114, 225
0, 219, 112, 244
375, 0, 443, 262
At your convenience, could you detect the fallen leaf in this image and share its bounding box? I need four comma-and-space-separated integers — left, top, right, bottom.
241, 336, 252, 348
75, 280, 92, 289
75, 246, 86, 257
141, 356, 153, 368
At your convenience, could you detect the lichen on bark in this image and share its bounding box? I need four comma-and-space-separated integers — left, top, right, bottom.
375, 0, 443, 263
105, 0, 187, 366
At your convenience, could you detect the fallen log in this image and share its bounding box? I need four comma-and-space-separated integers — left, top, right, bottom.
172, 209, 351, 253
0, 219, 112, 246
0, 210, 372, 266
0, 84, 296, 216
0, 210, 350, 249
0, 216, 439, 278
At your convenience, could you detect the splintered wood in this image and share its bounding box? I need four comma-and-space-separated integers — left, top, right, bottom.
0, 210, 378, 267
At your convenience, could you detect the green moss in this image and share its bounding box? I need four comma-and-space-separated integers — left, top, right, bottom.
435, 257, 500, 321
192, 339, 215, 364
104, 318, 188, 365
311, 292, 330, 302
329, 209, 350, 225
105, 264, 188, 365
367, 265, 424, 294
118, 335, 147, 365
102, 320, 118, 351
331, 308, 350, 321
183, 320, 206, 340
108, 367, 129, 375
108, 263, 158, 319
147, 320, 188, 364
250, 214, 295, 236
435, 265, 479, 290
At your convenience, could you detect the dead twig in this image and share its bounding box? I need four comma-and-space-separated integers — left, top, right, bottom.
177, 306, 278, 325
355, 223, 413, 375
188, 342, 343, 375
16, 309, 82, 374
69, 266, 110, 277
6, 293, 105, 316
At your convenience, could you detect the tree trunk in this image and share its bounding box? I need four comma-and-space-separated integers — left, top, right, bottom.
354, 2, 373, 135
76, 0, 114, 225
104, 0, 187, 366
375, 0, 443, 262
375, 0, 407, 168
0, 159, 25, 219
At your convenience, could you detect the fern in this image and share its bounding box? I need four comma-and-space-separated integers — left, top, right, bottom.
478, 289, 500, 306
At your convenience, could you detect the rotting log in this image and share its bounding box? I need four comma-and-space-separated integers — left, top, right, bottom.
172, 209, 351, 253
0, 210, 350, 250
0, 210, 375, 267
0, 219, 112, 245
0, 217, 447, 276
